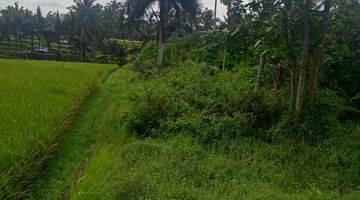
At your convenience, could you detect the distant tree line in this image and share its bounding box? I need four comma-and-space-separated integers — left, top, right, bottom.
0, 0, 216, 62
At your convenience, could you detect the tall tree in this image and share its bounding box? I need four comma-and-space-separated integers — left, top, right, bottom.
196, 8, 216, 31
281, 0, 297, 105
103, 0, 125, 39
126, 0, 201, 69
308, 0, 332, 99
34, 5, 44, 58
69, 0, 101, 62
295, 0, 311, 113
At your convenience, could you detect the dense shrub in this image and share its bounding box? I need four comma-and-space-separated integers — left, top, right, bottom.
133, 41, 157, 74
118, 48, 360, 194
72, 66, 359, 199
271, 90, 345, 144
123, 61, 287, 146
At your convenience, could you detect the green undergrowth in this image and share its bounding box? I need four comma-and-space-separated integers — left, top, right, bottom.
69, 63, 359, 199
72, 136, 359, 199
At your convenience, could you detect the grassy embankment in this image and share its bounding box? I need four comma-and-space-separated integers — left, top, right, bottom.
0, 59, 115, 199
32, 63, 357, 199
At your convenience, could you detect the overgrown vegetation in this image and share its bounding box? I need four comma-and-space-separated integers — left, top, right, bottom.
69, 63, 359, 199
0, 0, 359, 199
127, 59, 359, 191
67, 1, 359, 194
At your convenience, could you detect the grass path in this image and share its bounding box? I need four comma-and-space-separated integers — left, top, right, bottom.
26, 69, 116, 200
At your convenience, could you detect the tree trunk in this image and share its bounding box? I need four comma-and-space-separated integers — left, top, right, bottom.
25, 36, 28, 59
214, 0, 218, 20
309, 0, 331, 99
22, 36, 25, 59
282, 0, 297, 105
156, 23, 165, 69
58, 40, 61, 61
7, 38, 10, 54
156, 1, 169, 70
255, 49, 269, 91
295, 0, 311, 113
222, 46, 227, 70
31, 35, 34, 57
289, 61, 296, 102
80, 28, 84, 62
38, 36, 41, 59
274, 66, 281, 90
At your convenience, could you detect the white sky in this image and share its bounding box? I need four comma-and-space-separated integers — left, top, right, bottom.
0, 0, 228, 19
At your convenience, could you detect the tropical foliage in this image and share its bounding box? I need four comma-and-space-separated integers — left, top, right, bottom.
0, 0, 359, 199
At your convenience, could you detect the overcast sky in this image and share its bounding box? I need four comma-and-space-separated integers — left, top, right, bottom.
0, 0, 228, 19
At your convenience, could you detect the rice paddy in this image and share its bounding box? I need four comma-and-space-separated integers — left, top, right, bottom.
0, 59, 115, 198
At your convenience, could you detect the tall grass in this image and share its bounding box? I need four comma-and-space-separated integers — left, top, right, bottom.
69, 65, 359, 199
0, 59, 115, 198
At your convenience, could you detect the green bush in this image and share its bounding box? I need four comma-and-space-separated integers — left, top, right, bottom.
121, 52, 359, 194
133, 41, 157, 73
271, 90, 344, 144
71, 65, 359, 199
123, 61, 287, 145
122, 83, 180, 138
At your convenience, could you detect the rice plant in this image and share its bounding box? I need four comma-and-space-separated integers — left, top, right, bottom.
0, 59, 115, 198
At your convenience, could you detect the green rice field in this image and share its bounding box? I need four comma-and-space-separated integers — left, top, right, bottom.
0, 59, 115, 198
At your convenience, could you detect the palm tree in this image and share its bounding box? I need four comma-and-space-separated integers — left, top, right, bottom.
103, 0, 125, 40
214, 0, 217, 20
1, 3, 27, 53
69, 0, 100, 62
126, 0, 201, 69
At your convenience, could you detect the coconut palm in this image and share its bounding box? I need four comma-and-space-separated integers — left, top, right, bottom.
214, 0, 218, 20
69, 0, 101, 62
126, 0, 201, 68
103, 0, 125, 39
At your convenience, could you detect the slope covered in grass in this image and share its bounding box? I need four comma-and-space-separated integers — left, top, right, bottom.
0, 59, 115, 198
69, 64, 359, 199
